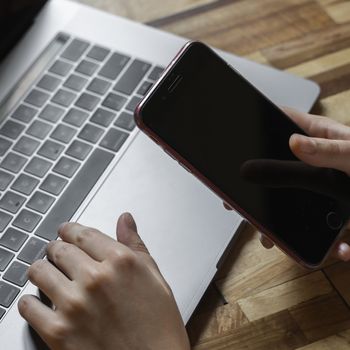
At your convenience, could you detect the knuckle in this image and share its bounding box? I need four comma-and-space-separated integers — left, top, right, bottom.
51, 241, 72, 261
47, 320, 70, 342
75, 227, 97, 245
83, 266, 108, 291
64, 294, 85, 315
108, 249, 137, 270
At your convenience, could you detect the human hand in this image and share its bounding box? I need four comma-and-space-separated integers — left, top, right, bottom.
18, 213, 190, 350
249, 108, 350, 261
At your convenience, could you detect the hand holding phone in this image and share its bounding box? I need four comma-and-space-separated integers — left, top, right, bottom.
135, 41, 350, 268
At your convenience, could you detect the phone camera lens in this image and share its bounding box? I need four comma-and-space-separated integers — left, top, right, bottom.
326, 212, 343, 230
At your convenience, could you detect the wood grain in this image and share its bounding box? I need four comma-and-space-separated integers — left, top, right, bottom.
74, 0, 350, 348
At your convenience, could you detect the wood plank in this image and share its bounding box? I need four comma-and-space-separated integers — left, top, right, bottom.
263, 22, 350, 69
318, 89, 350, 125
192, 311, 307, 350
296, 329, 350, 350
216, 228, 310, 305
290, 292, 350, 342
237, 271, 332, 322
324, 262, 350, 307
187, 302, 249, 345
324, 1, 350, 24
72, 0, 216, 22
287, 47, 350, 78
160, 0, 332, 55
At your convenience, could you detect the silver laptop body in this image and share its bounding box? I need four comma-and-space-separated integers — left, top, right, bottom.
0, 1, 320, 348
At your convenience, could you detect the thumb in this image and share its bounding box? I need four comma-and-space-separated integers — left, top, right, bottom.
290, 134, 350, 175
116, 212, 150, 255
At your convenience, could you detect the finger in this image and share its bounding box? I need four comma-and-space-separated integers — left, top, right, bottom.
282, 107, 350, 141
46, 240, 96, 280
116, 213, 149, 255
27, 259, 71, 306
18, 294, 59, 345
58, 222, 128, 261
290, 134, 350, 175
333, 242, 350, 262
259, 233, 274, 249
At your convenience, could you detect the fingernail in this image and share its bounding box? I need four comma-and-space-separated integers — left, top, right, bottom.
338, 243, 350, 261
123, 212, 135, 228
57, 222, 68, 235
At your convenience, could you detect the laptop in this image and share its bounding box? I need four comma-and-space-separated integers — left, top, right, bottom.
0, 0, 320, 348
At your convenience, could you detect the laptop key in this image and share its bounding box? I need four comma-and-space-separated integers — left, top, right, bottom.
0, 121, 25, 140
27, 191, 55, 214
0, 211, 12, 232
0, 138, 12, 156
137, 81, 153, 96
37, 74, 61, 92
13, 209, 42, 233
11, 174, 39, 196
90, 108, 115, 127
35, 148, 114, 241
87, 78, 111, 95
114, 112, 136, 131
0, 191, 26, 214
25, 89, 50, 108
61, 39, 90, 62
0, 171, 14, 191
26, 120, 53, 140
114, 59, 151, 95
39, 104, 65, 123
12, 105, 37, 123
25, 157, 52, 178
38, 140, 64, 161
52, 89, 77, 107
35, 188, 52, 213
100, 128, 128, 153
102, 93, 127, 112
75, 93, 100, 111
0, 308, 5, 319
0, 281, 20, 307
78, 123, 104, 143
0, 153, 27, 173
51, 124, 77, 144
64, 74, 88, 92
3, 261, 28, 287
148, 66, 164, 81
0, 228, 28, 252
99, 52, 130, 80
125, 96, 142, 112
0, 248, 14, 271
63, 108, 89, 127
18, 237, 47, 264
76, 60, 99, 76
53, 157, 80, 178
49, 60, 73, 77
66, 140, 92, 161
40, 174, 68, 196
87, 45, 110, 62
13, 136, 40, 156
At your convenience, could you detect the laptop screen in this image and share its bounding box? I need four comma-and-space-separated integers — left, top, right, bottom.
0, 0, 47, 62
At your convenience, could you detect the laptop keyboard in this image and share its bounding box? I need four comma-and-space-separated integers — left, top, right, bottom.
0, 34, 164, 320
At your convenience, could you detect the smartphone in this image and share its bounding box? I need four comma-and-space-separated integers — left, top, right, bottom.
135, 41, 350, 268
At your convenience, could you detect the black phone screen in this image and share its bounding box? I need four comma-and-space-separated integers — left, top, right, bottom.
140, 42, 350, 266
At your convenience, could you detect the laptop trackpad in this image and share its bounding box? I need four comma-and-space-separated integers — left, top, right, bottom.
76, 132, 242, 320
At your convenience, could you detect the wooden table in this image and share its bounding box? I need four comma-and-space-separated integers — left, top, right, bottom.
74, 1, 350, 348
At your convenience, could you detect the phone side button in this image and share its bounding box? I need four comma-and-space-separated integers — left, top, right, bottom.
179, 162, 192, 173
164, 148, 177, 161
